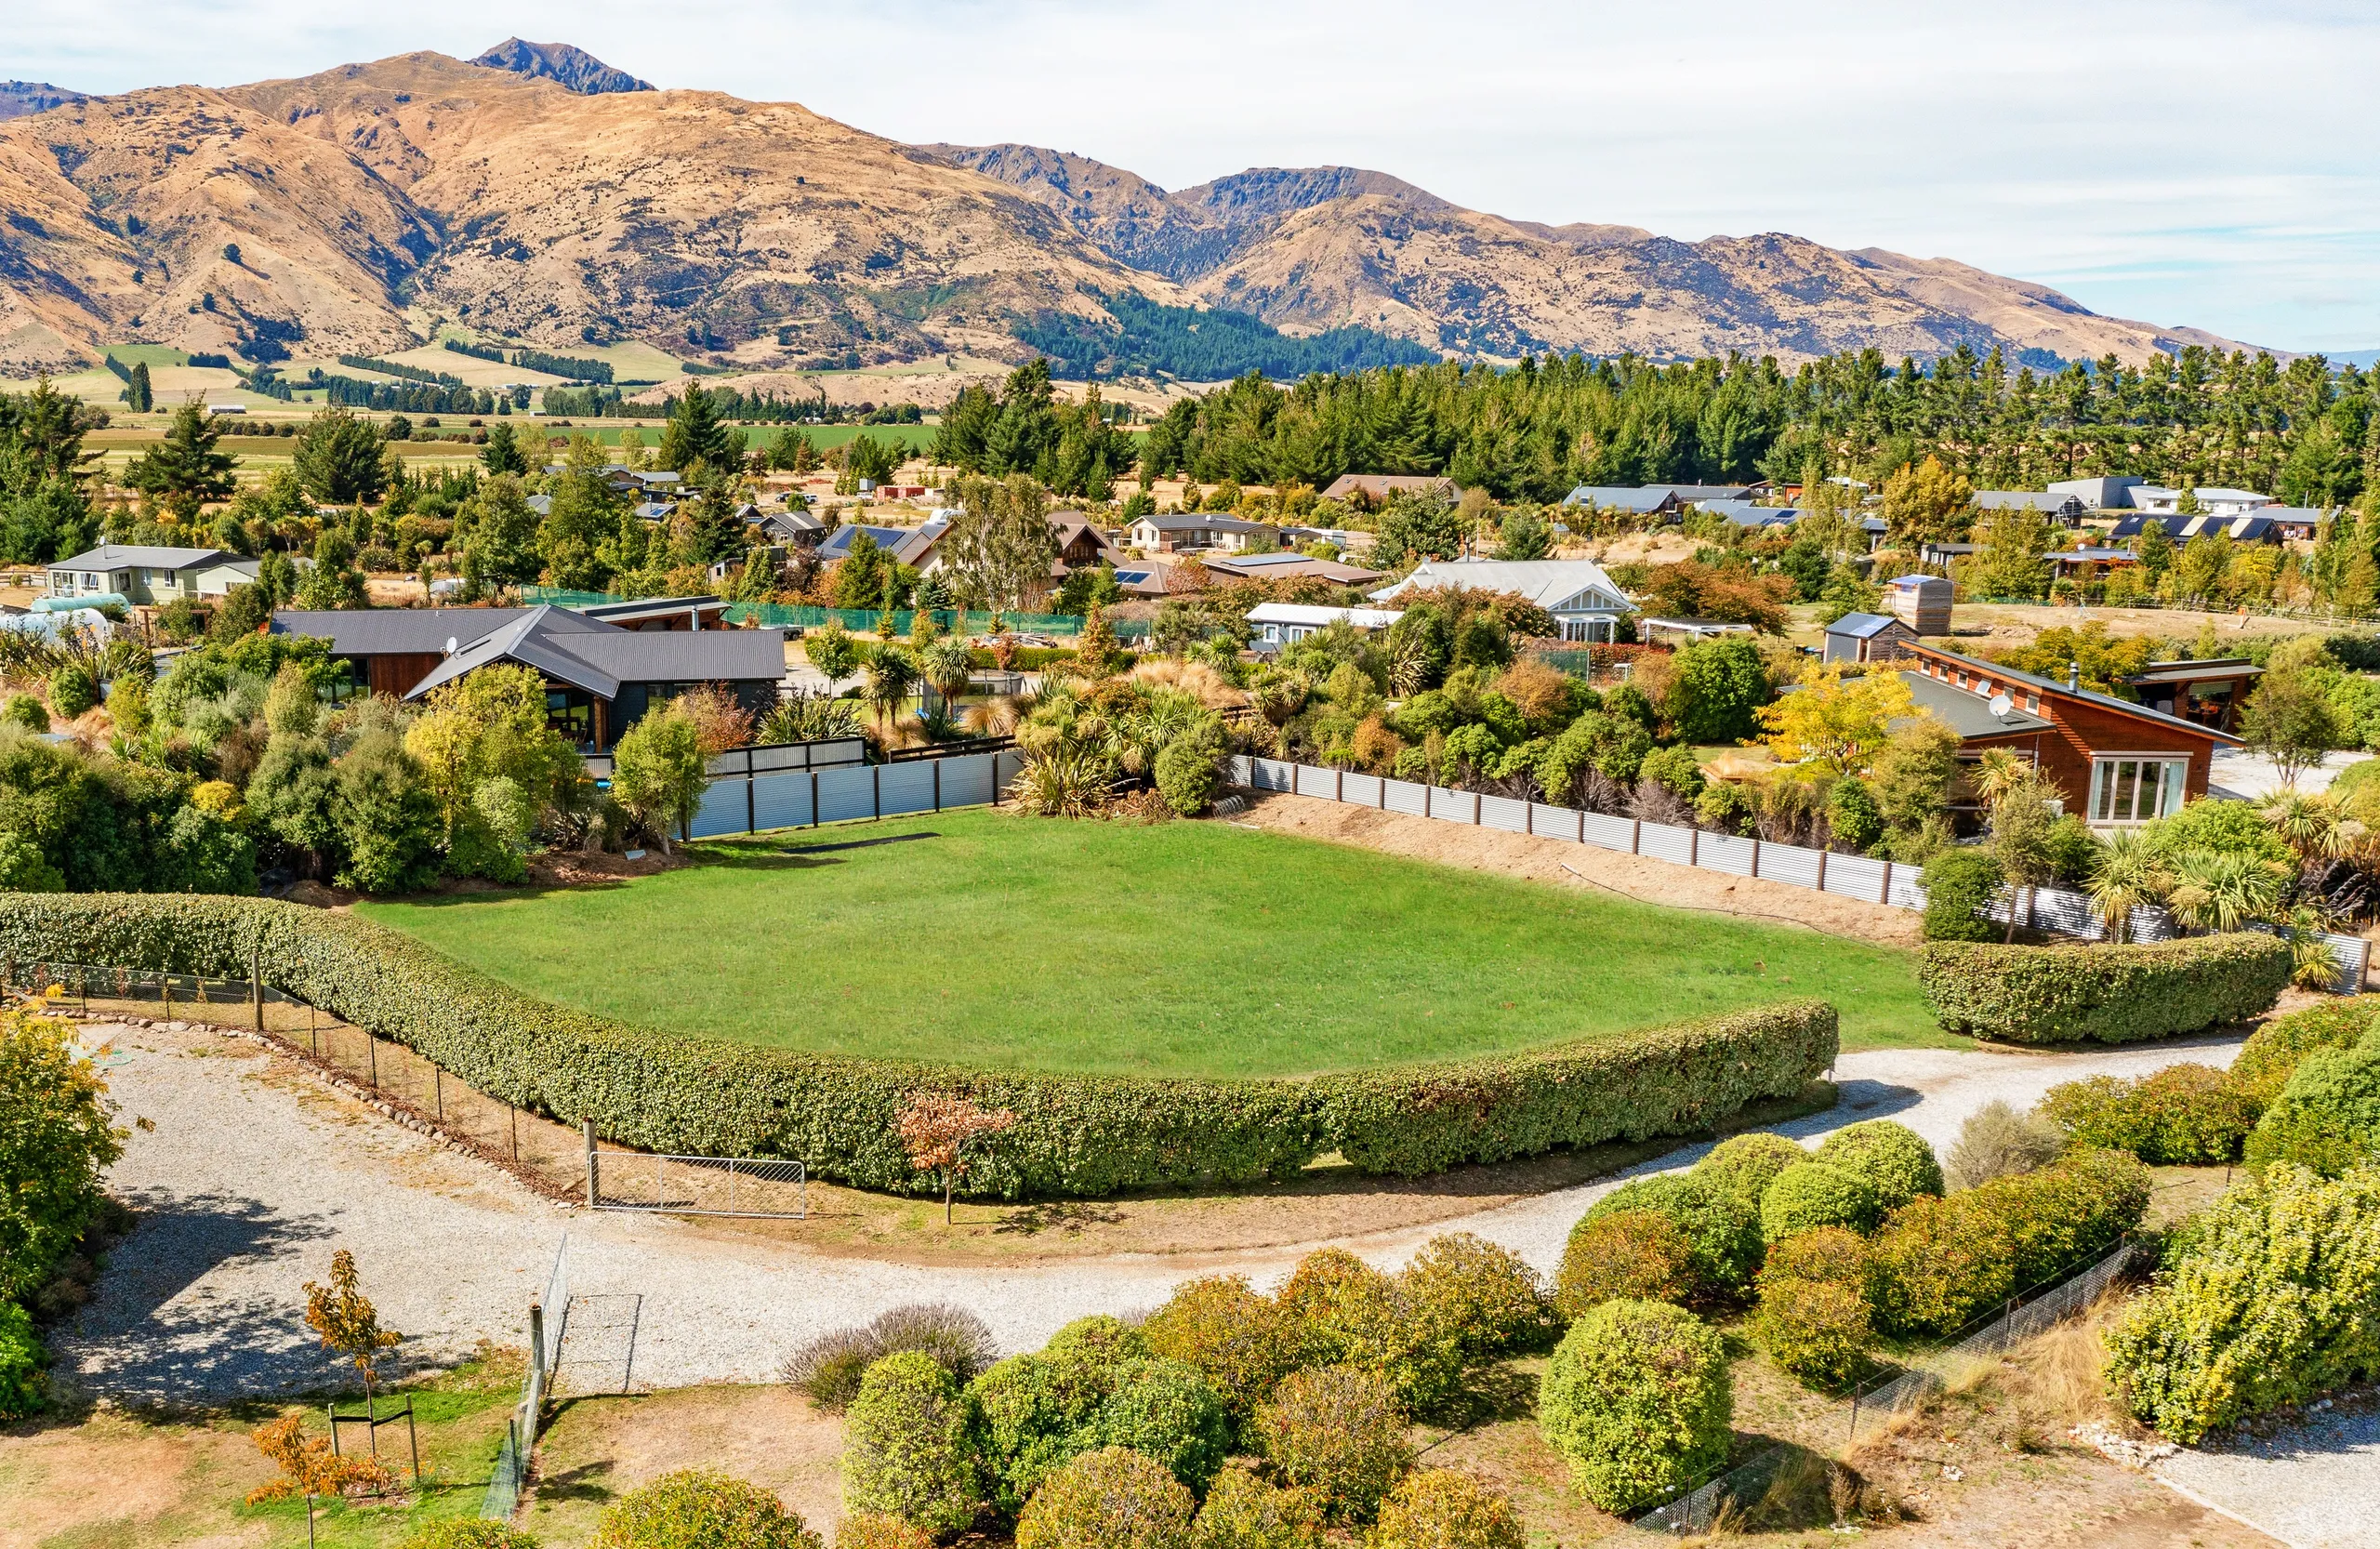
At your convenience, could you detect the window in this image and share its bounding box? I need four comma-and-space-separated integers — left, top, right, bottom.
2089, 756, 2188, 825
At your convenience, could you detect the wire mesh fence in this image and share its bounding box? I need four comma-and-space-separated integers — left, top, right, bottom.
585, 1125, 808, 1218
483, 1233, 570, 1521
1630, 1237, 2142, 1534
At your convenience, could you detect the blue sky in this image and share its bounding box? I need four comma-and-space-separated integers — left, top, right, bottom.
12, 0, 2376, 355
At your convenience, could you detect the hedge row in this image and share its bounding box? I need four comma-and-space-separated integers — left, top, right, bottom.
0, 894, 1837, 1199
1916, 933, 2292, 1045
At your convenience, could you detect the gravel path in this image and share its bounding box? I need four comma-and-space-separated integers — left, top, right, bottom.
61, 1023, 2245, 1403
2158, 1401, 2380, 1548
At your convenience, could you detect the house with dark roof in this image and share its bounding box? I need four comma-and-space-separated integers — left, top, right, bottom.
759, 508, 829, 548
271, 602, 782, 751
1198, 552, 1385, 586
1896, 642, 2240, 826
2107, 512, 2282, 545
1562, 485, 1684, 517
1973, 490, 2088, 524
817, 521, 950, 568
2258, 506, 2329, 542
2046, 475, 2146, 510
1699, 498, 1801, 530
2115, 657, 2264, 735
1049, 512, 1121, 572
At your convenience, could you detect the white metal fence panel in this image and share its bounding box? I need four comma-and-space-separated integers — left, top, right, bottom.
1580, 811, 1636, 852
1699, 832, 1758, 877
1638, 821, 1696, 866
1250, 758, 1296, 792
1382, 778, 1430, 817
751, 773, 813, 831
1822, 853, 1888, 901
1227, 754, 1254, 786
815, 764, 878, 825
1885, 866, 1924, 909
1429, 789, 1481, 826
1759, 842, 1826, 890
1343, 773, 1384, 807
878, 761, 937, 816
689, 779, 748, 839
1479, 794, 1531, 833
1293, 763, 1338, 799
1531, 802, 1583, 842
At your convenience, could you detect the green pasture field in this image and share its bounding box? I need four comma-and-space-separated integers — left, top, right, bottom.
357, 810, 1942, 1079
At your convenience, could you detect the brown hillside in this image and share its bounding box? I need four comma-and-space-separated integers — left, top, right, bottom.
0, 53, 1170, 372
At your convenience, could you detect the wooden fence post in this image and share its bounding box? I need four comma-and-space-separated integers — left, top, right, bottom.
1631, 817, 1642, 854
1816, 848, 1829, 893
583, 1120, 600, 1209
1688, 827, 1699, 867
1750, 836, 1761, 878
1880, 859, 1894, 904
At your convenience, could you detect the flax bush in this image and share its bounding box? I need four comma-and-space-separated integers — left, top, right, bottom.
1943, 1099, 2064, 1190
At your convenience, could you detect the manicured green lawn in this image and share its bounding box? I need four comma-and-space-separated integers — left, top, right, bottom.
357, 811, 1941, 1078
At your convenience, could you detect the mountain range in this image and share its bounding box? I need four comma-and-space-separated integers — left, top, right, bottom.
0, 44, 2268, 381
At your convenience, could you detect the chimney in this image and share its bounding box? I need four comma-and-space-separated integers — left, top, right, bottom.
2067, 662, 2080, 691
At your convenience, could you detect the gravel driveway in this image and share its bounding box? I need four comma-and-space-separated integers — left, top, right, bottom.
60, 1023, 2245, 1402
2158, 1401, 2380, 1548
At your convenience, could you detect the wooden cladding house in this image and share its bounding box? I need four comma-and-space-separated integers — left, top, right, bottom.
1896, 642, 2241, 827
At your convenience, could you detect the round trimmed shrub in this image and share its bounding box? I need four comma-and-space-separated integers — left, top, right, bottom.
1867, 1195, 2015, 1335
1155, 741, 1219, 817
1366, 1470, 1525, 1549
1569, 1174, 1762, 1300
1252, 1365, 1414, 1526
1539, 1299, 1732, 1515
1966, 1146, 2149, 1286
1016, 1447, 1195, 1549
398, 1524, 543, 1549
1691, 1132, 1806, 1209
1920, 848, 2002, 942
1750, 1226, 1874, 1389
1086, 1357, 1233, 1495
591, 1469, 821, 1549
2106, 1162, 2380, 1444
1399, 1232, 1548, 1359
1554, 1209, 1697, 1316
840, 1352, 982, 1537
1750, 1277, 1870, 1390
2040, 1066, 2259, 1165
1143, 1275, 1301, 1417
1189, 1463, 1326, 1549
832, 1515, 933, 1549
46, 662, 98, 721
2230, 1001, 2374, 1105
1760, 1161, 1882, 1242
1043, 1314, 1150, 1412
1814, 1120, 1943, 1213
1276, 1250, 1461, 1413
3, 694, 49, 733
2243, 1040, 2380, 1176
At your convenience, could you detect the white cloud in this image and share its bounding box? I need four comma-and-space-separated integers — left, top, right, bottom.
11, 0, 2377, 350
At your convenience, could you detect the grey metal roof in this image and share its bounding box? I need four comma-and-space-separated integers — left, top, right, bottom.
271, 607, 543, 655
1898, 670, 2054, 737
1907, 645, 2243, 746
1133, 513, 1269, 533
1699, 498, 1799, 526
400, 606, 785, 701
1826, 612, 1907, 640
51, 545, 231, 571
2122, 658, 2265, 686
1562, 485, 1674, 512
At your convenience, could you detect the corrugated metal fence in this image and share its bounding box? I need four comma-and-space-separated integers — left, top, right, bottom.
1228, 755, 2368, 993
686, 748, 1029, 840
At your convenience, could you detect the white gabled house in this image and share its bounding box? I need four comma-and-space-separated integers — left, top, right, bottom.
1370, 558, 1635, 642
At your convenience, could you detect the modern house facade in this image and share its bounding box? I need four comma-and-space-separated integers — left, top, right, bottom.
1896, 642, 2240, 827
271, 602, 784, 751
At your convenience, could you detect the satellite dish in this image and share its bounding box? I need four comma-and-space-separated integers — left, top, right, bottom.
443, 636, 458, 656
1989, 692, 2013, 719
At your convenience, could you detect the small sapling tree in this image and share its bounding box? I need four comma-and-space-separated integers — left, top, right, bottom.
896, 1093, 1017, 1224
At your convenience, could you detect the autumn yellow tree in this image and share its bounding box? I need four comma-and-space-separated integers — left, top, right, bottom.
1880, 455, 1974, 549
896, 1093, 1017, 1224
1757, 665, 1918, 777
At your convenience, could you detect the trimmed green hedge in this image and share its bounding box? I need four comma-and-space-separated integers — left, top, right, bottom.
1917, 933, 2291, 1045
0, 894, 1837, 1200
